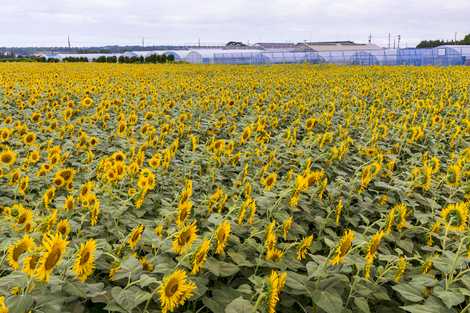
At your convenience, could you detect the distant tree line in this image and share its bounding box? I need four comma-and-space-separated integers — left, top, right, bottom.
0, 53, 178, 63
63, 57, 89, 62
61, 54, 176, 63
417, 34, 470, 48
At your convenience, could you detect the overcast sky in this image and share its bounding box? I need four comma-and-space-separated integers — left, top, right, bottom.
1, 0, 469, 47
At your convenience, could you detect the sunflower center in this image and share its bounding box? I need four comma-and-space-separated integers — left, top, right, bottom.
131, 231, 141, 242
18, 214, 27, 224
165, 278, 180, 297
58, 225, 67, 235
178, 230, 191, 245
13, 243, 27, 261
45, 246, 62, 270
1, 154, 12, 163
29, 255, 39, 269
80, 251, 90, 265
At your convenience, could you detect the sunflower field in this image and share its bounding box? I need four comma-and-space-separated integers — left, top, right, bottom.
0, 63, 469, 313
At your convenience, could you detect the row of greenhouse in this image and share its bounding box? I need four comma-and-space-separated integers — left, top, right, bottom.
42, 45, 470, 66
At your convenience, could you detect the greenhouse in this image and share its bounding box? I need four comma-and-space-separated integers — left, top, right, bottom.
262, 52, 324, 64
162, 50, 191, 62
185, 49, 263, 64
396, 47, 464, 66
41, 45, 468, 66
213, 51, 268, 64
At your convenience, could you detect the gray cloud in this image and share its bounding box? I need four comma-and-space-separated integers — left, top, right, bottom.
1, 0, 469, 47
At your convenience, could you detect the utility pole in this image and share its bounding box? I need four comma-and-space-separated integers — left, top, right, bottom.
67, 35, 71, 49
397, 35, 401, 49
142, 37, 145, 47
393, 39, 396, 49
388, 33, 391, 49
368, 33, 372, 43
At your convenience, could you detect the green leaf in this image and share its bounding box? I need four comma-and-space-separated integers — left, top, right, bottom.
138, 274, 159, 288
401, 303, 448, 313
434, 289, 465, 308
311, 290, 343, 313
110, 286, 152, 311
392, 283, 424, 302
206, 258, 240, 277
225, 297, 254, 313
354, 297, 370, 313
203, 297, 225, 313
111, 256, 142, 281
0, 272, 28, 290
285, 271, 307, 290
6, 295, 33, 313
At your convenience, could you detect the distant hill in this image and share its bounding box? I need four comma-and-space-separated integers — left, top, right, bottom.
417, 34, 470, 48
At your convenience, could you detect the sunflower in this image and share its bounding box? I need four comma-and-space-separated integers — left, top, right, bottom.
335, 199, 343, 226
56, 168, 75, 184
215, 220, 231, 255
22, 254, 40, 277
394, 256, 408, 283
385, 205, 397, 234
15, 205, 33, 230
366, 230, 384, 261
0, 296, 7, 313
154, 224, 164, 238
267, 270, 287, 313
22, 131, 36, 145
0, 149, 16, 166
128, 224, 145, 250
81, 96, 94, 108
30, 112, 41, 123
266, 247, 284, 262
35, 233, 69, 282
447, 164, 462, 187
43, 186, 56, 208
140, 256, 155, 272
191, 239, 211, 275
264, 220, 277, 251
176, 200, 192, 227
172, 222, 198, 255
0, 128, 11, 142
159, 269, 196, 313
440, 202, 469, 232
73, 239, 96, 282
395, 203, 408, 230
330, 229, 354, 265
46, 209, 58, 232
18, 176, 29, 195
239, 126, 252, 144
296, 234, 314, 261
262, 172, 277, 191
89, 136, 99, 146
52, 175, 66, 188
9, 169, 20, 186
364, 230, 384, 279
64, 195, 75, 211
56, 219, 71, 238
7, 235, 35, 270
305, 116, 316, 131
282, 217, 293, 240
149, 154, 161, 169
79, 181, 94, 202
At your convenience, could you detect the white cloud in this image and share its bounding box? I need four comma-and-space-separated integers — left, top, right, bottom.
0, 0, 469, 47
